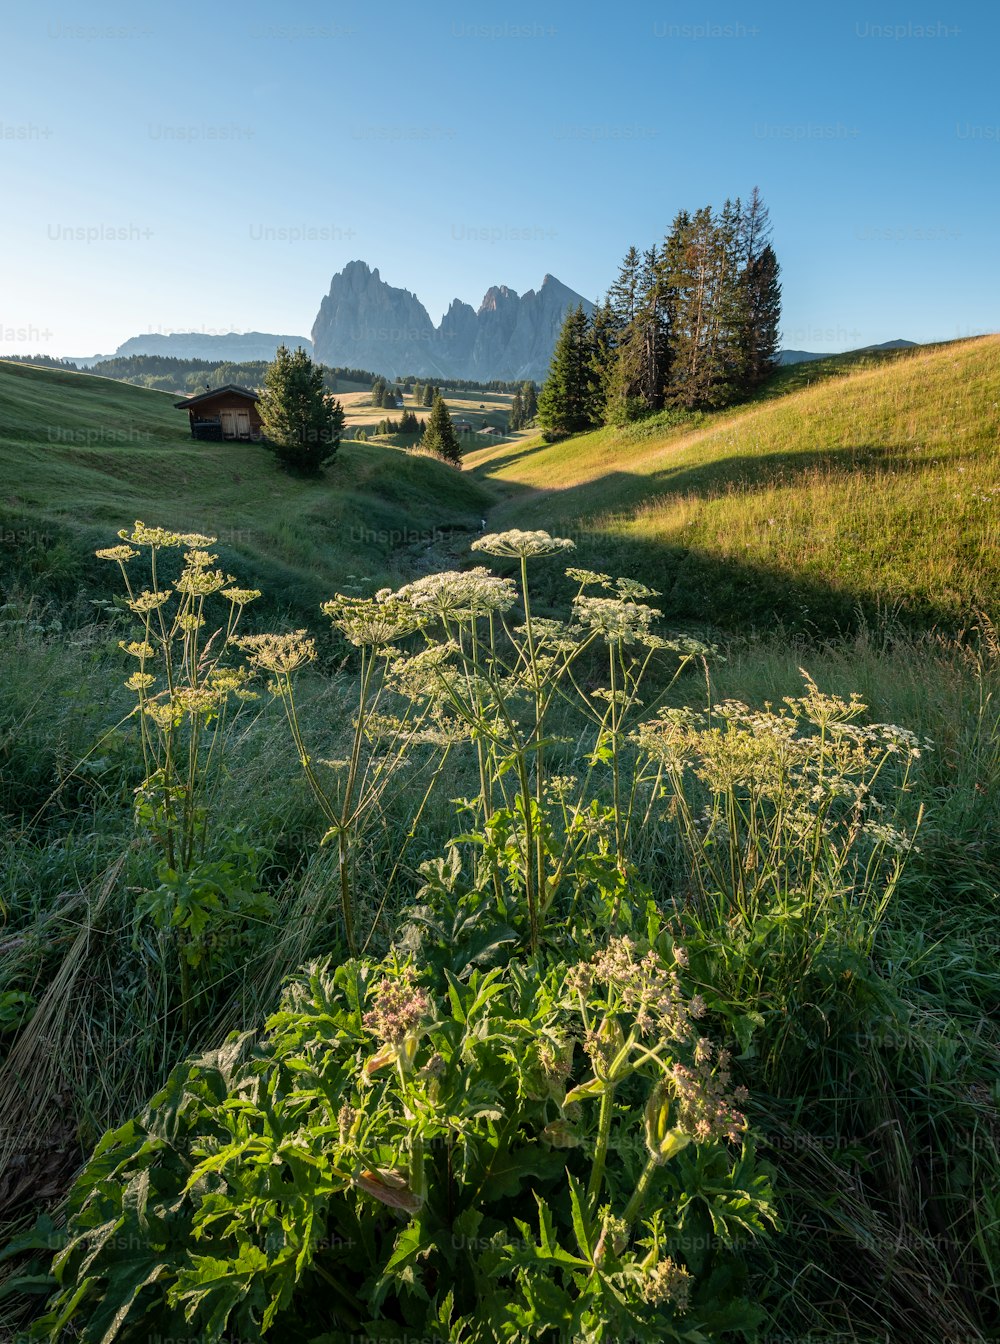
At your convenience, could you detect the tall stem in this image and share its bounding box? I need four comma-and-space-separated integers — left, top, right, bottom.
520, 554, 548, 922
623, 1152, 659, 1225
587, 1083, 616, 1210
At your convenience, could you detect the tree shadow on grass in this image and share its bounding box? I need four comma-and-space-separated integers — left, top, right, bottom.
477, 443, 977, 635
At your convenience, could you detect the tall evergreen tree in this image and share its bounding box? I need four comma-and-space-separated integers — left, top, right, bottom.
588, 299, 618, 426
520, 380, 537, 423
422, 394, 462, 464
607, 246, 642, 328
663, 206, 740, 410
422, 383, 434, 407
606, 247, 669, 423
739, 186, 771, 272
509, 390, 524, 431
537, 305, 598, 438
259, 345, 345, 476
738, 243, 781, 391
730, 189, 780, 394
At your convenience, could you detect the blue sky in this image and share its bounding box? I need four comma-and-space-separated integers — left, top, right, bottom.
2, 0, 997, 357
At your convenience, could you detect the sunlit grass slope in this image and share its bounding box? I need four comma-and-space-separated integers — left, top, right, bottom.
469, 337, 1000, 631
0, 360, 492, 616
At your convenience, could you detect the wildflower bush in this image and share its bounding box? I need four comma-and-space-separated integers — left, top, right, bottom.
26, 942, 774, 1343
8, 522, 946, 1342
264, 530, 715, 956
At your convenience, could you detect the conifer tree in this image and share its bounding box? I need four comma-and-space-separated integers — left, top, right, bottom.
605, 248, 669, 424
520, 380, 537, 423
590, 298, 621, 424
422, 394, 462, 464
738, 243, 781, 390
537, 305, 598, 438
259, 345, 345, 475
608, 246, 642, 328
422, 383, 434, 407
509, 390, 524, 431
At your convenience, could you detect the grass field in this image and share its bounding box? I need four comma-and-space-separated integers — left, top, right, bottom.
467, 335, 1000, 632
0, 360, 492, 617
340, 385, 533, 449
0, 341, 998, 1341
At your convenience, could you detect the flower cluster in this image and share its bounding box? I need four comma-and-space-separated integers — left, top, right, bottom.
642, 1256, 693, 1311
568, 937, 693, 1045
362, 966, 431, 1047
95, 544, 139, 564
573, 594, 662, 645
175, 564, 234, 598
141, 685, 228, 728
471, 529, 576, 559
395, 568, 517, 619
120, 640, 155, 659
513, 618, 583, 653
116, 521, 216, 549
237, 631, 317, 675
221, 587, 261, 607
566, 566, 612, 587
668, 1047, 748, 1144
128, 589, 172, 615
322, 592, 426, 647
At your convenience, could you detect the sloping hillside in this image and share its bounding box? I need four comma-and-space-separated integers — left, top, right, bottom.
469, 337, 1000, 631
0, 361, 492, 616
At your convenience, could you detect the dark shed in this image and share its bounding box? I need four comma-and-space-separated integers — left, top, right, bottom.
174, 385, 263, 442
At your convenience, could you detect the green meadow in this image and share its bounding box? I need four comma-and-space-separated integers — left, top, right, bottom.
0, 346, 997, 1342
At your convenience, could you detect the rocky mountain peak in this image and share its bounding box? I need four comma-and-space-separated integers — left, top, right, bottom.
311, 264, 593, 380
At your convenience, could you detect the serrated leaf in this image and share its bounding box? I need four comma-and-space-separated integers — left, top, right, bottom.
567, 1173, 593, 1261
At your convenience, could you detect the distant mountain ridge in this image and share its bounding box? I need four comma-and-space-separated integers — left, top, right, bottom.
778, 339, 917, 365
310, 260, 594, 381
112, 331, 314, 362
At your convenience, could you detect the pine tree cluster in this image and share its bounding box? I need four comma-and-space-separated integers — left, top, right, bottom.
539, 189, 781, 438
374, 410, 422, 436
370, 376, 404, 409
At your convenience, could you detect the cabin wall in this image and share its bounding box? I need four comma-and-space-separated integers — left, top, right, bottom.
186, 394, 262, 441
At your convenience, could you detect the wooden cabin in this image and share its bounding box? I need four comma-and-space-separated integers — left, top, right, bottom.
175, 385, 263, 442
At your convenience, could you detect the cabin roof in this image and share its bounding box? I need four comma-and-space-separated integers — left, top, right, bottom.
174, 384, 259, 410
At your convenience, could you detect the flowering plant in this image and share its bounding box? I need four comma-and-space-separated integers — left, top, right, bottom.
31, 938, 774, 1343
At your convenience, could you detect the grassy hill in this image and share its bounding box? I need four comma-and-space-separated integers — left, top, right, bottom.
0, 360, 492, 618
469, 336, 1000, 632
0, 341, 998, 1343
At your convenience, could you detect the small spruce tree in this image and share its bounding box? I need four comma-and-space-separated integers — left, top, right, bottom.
537, 305, 598, 439
422, 394, 462, 465
258, 345, 345, 476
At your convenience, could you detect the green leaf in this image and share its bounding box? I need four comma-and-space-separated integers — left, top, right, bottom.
567, 1173, 594, 1262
